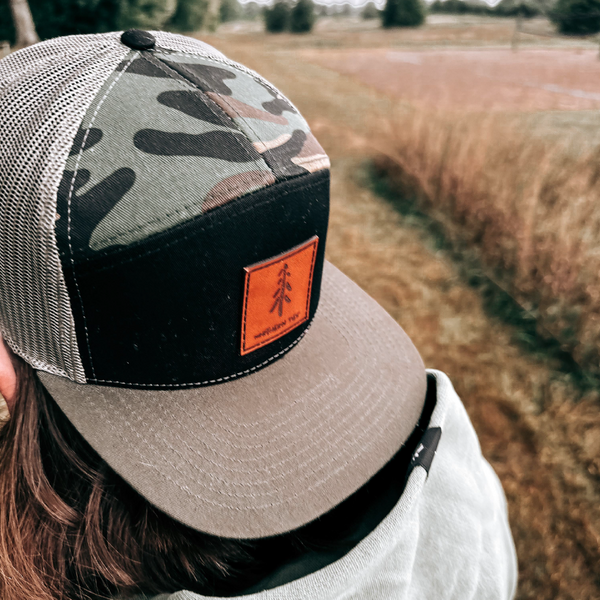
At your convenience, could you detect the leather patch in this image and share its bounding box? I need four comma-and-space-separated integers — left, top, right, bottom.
241, 236, 318, 355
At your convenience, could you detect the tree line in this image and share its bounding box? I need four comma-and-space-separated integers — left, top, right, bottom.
429, 0, 600, 35
2, 0, 600, 48
1, 0, 222, 46
263, 0, 600, 34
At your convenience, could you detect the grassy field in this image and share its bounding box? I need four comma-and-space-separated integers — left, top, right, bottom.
202, 15, 600, 600
303, 28, 600, 379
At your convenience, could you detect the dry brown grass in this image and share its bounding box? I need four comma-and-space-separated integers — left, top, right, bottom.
326, 158, 600, 600
305, 43, 600, 378
371, 108, 600, 377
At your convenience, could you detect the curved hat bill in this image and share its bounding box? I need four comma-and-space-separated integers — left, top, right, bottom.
38, 262, 426, 539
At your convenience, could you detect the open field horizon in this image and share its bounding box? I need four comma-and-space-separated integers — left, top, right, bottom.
203, 15, 600, 599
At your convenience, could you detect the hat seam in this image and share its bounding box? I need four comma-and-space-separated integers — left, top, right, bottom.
161, 50, 296, 115
145, 50, 275, 187
86, 321, 311, 387
60, 48, 279, 261
68, 173, 325, 268
149, 51, 280, 219
158, 54, 278, 177
65, 50, 140, 380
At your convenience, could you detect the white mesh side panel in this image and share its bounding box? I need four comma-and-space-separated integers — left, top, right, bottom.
0, 34, 129, 382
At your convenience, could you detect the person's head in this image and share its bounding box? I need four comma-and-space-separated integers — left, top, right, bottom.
0, 342, 428, 600
0, 30, 426, 600
0, 341, 253, 599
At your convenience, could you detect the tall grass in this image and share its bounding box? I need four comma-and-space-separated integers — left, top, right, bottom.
377, 108, 600, 377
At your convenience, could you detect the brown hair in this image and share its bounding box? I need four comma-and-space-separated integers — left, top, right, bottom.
0, 351, 254, 600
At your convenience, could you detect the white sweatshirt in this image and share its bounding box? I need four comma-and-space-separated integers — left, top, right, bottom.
151, 370, 518, 600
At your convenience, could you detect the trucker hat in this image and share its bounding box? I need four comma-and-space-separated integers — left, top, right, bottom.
0, 30, 426, 538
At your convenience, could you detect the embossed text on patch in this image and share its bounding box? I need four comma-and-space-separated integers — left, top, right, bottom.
241, 236, 318, 355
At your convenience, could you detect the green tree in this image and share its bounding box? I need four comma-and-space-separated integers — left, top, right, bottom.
117, 0, 177, 29
381, 0, 425, 26
219, 0, 239, 21
290, 0, 315, 32
168, 0, 209, 31
0, 0, 181, 44
263, 0, 290, 32
0, 0, 16, 44
361, 1, 380, 18
551, 0, 600, 34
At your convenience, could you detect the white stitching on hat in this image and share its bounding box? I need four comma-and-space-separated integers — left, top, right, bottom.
86, 323, 311, 386
205, 368, 342, 436
162, 371, 369, 467
141, 372, 346, 456
115, 378, 399, 507
66, 51, 139, 379
157, 384, 383, 489
162, 56, 275, 173
160, 50, 292, 111
103, 361, 394, 496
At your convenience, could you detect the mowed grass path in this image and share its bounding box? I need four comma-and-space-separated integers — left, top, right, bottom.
203, 23, 600, 600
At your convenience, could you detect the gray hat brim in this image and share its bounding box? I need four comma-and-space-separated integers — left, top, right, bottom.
38, 262, 426, 539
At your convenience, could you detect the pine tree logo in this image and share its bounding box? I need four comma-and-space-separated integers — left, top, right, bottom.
270, 263, 292, 317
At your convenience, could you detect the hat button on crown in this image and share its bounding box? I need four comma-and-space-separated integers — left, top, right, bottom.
120, 29, 156, 51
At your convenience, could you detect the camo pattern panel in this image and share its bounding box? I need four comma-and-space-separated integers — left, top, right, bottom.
158, 52, 330, 179
56, 51, 276, 256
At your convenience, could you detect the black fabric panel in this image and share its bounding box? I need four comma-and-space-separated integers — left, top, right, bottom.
62, 170, 329, 387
